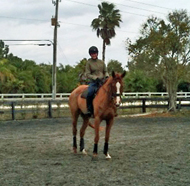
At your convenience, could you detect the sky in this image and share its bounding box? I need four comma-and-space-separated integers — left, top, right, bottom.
1, 0, 190, 69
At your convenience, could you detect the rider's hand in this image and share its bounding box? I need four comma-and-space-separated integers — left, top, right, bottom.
95, 78, 101, 83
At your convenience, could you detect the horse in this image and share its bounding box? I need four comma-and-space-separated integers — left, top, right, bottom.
69, 71, 126, 159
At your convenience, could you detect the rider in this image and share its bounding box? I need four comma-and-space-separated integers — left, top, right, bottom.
85, 46, 109, 117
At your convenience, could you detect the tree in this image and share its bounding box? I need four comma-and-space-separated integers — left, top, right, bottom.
123, 70, 158, 92
91, 2, 122, 61
0, 40, 9, 59
0, 59, 15, 82
74, 58, 88, 85
57, 64, 79, 93
107, 59, 123, 74
126, 10, 190, 111
0, 58, 17, 93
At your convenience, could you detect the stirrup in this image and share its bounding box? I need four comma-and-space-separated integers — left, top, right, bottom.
86, 111, 92, 117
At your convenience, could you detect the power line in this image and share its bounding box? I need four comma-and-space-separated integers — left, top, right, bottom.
0, 0, 168, 24
0, 15, 47, 22
67, 0, 167, 17
98, 0, 166, 15
57, 41, 70, 64
112, 3, 165, 15
0, 0, 175, 36
65, 0, 97, 7
122, 0, 172, 10
59, 20, 90, 27
0, 14, 137, 34
120, 10, 149, 18
59, 20, 138, 34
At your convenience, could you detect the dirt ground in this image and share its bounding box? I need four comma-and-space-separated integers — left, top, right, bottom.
0, 115, 190, 186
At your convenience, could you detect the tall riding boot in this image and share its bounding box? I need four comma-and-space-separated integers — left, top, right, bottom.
86, 95, 93, 116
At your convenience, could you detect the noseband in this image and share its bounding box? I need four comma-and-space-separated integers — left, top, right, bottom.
112, 93, 121, 97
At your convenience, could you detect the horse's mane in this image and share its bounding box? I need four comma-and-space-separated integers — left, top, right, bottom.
98, 76, 117, 101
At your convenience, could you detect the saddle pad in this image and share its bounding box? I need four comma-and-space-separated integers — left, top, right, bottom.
81, 89, 88, 99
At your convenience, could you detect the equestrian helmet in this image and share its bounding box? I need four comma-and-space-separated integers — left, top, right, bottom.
89, 46, 98, 55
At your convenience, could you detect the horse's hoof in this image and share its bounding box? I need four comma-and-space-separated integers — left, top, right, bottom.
73, 148, 77, 154
92, 153, 98, 161
82, 149, 87, 155
105, 153, 111, 159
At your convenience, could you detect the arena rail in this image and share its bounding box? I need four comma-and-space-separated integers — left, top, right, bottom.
0, 97, 190, 120
0, 92, 190, 101
0, 93, 70, 101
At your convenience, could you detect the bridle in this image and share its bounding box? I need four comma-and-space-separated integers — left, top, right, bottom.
106, 79, 123, 107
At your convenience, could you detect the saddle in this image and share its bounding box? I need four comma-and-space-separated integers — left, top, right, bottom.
80, 78, 107, 99
80, 86, 99, 99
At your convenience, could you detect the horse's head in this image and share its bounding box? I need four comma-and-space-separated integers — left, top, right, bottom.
110, 71, 126, 107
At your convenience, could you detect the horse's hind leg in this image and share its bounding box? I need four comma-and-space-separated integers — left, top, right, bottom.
80, 116, 89, 155
72, 111, 79, 153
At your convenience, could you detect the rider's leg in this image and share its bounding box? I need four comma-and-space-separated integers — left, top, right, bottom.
86, 83, 96, 115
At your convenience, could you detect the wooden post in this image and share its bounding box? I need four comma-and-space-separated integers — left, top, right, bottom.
52, 0, 61, 99
142, 99, 146, 113
48, 100, 52, 118
12, 102, 15, 120
177, 98, 181, 110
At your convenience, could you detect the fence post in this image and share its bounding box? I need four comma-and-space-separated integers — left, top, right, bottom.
177, 98, 181, 110
48, 100, 52, 118
142, 99, 146, 113
167, 99, 170, 110
11, 102, 15, 120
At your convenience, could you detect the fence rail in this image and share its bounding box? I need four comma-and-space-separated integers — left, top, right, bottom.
0, 99, 69, 120
0, 97, 190, 120
0, 92, 190, 101
122, 97, 190, 113
0, 93, 70, 101
122, 92, 190, 98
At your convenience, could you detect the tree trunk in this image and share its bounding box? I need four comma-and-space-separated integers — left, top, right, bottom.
167, 79, 177, 112
163, 62, 178, 112
102, 40, 106, 62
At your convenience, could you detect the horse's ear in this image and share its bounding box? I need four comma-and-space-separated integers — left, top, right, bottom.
121, 71, 126, 78
112, 71, 115, 78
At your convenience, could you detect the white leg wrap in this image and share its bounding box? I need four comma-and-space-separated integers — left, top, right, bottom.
82, 149, 87, 155
106, 153, 111, 159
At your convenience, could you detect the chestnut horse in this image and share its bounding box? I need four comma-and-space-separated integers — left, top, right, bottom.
69, 71, 126, 159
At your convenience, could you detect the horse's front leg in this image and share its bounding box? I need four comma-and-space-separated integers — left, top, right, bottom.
80, 116, 89, 155
93, 117, 101, 157
104, 118, 114, 159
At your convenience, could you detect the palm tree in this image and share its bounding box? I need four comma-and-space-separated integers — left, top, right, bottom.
91, 2, 122, 61
0, 59, 15, 83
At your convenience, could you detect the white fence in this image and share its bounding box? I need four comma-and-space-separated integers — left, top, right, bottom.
0, 92, 190, 101
122, 92, 190, 98
0, 93, 70, 101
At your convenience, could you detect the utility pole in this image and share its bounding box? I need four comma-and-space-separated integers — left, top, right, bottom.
52, 0, 61, 99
